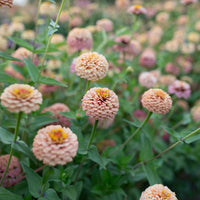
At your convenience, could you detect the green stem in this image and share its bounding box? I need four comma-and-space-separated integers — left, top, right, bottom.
87, 120, 99, 150
0, 112, 22, 186
32, 0, 42, 61
111, 111, 152, 155
133, 127, 200, 170
85, 80, 91, 93
35, 0, 66, 87
67, 0, 71, 31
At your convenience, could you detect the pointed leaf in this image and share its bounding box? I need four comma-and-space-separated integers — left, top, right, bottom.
39, 76, 67, 88
44, 189, 61, 200
0, 51, 21, 61
0, 127, 14, 144
162, 126, 180, 140
0, 72, 18, 83
24, 58, 39, 82
0, 187, 23, 200
9, 37, 34, 51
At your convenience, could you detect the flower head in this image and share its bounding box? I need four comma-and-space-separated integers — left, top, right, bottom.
141, 89, 172, 115
127, 5, 147, 15
0, 0, 13, 8
140, 184, 177, 200
1, 84, 42, 113
32, 125, 78, 166
75, 52, 109, 81
96, 19, 113, 32
0, 155, 23, 188
168, 80, 191, 99
82, 87, 119, 120
139, 48, 156, 68
67, 28, 93, 52
181, 0, 198, 5
138, 71, 157, 88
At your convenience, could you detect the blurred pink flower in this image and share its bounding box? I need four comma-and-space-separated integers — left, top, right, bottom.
127, 5, 147, 15
139, 48, 156, 68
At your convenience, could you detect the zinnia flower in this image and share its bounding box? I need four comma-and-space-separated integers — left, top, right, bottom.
139, 48, 156, 68
0, 84, 42, 113
32, 125, 78, 166
181, 0, 198, 5
82, 87, 119, 120
96, 19, 113, 32
75, 52, 109, 81
138, 71, 157, 88
0, 155, 23, 188
0, 0, 13, 8
127, 5, 147, 15
141, 89, 172, 115
140, 184, 177, 200
42, 103, 71, 127
67, 28, 93, 52
88, 117, 114, 129
191, 105, 200, 122
12, 47, 39, 67
168, 80, 191, 99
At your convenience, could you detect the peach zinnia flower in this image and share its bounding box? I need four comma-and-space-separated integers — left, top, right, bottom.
96, 19, 113, 32
0, 155, 23, 188
82, 87, 119, 120
139, 48, 156, 68
0, 0, 13, 8
127, 5, 147, 15
67, 28, 93, 52
0, 84, 42, 113
140, 184, 177, 200
141, 88, 172, 115
75, 52, 109, 81
32, 125, 78, 166
138, 71, 157, 88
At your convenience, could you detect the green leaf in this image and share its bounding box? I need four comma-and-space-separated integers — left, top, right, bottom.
24, 58, 39, 82
142, 163, 162, 185
60, 112, 75, 119
44, 189, 61, 200
22, 164, 42, 198
0, 187, 23, 200
123, 118, 141, 128
0, 51, 21, 61
162, 126, 180, 140
0, 72, 18, 83
62, 182, 83, 200
185, 133, 200, 144
34, 46, 58, 53
88, 145, 106, 169
29, 116, 58, 130
0, 127, 14, 144
12, 140, 37, 163
39, 76, 68, 88
9, 37, 34, 51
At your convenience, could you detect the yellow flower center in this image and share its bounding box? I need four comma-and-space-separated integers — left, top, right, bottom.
134, 5, 142, 9
155, 89, 167, 100
161, 190, 171, 199
88, 53, 99, 60
12, 87, 33, 99
96, 88, 110, 99
48, 128, 67, 143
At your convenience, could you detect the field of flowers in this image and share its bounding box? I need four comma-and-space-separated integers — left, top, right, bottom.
0, 0, 200, 199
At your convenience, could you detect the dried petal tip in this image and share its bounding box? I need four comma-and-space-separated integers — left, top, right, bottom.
141, 88, 172, 115
140, 184, 177, 200
0, 0, 13, 8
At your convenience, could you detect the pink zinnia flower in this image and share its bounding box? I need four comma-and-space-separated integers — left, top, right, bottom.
141, 89, 172, 115
89, 117, 114, 129
133, 110, 147, 121
12, 47, 39, 67
96, 19, 113, 32
181, 0, 198, 5
32, 125, 78, 166
140, 184, 177, 200
1, 84, 42, 113
82, 87, 119, 120
75, 52, 109, 81
42, 103, 71, 127
165, 63, 180, 75
67, 28, 93, 52
70, 57, 77, 73
0, 155, 23, 188
139, 48, 156, 68
168, 80, 191, 99
138, 71, 157, 88
127, 5, 147, 15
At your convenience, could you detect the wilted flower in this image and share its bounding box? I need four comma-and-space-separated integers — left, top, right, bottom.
75, 52, 108, 81
140, 184, 177, 200
1, 84, 42, 113
96, 19, 113, 32
138, 72, 157, 88
12, 47, 39, 67
141, 88, 172, 115
67, 28, 93, 52
0, 0, 13, 8
0, 155, 23, 188
32, 125, 78, 166
127, 5, 147, 15
139, 48, 156, 68
82, 87, 119, 120
168, 80, 191, 99
42, 103, 71, 127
